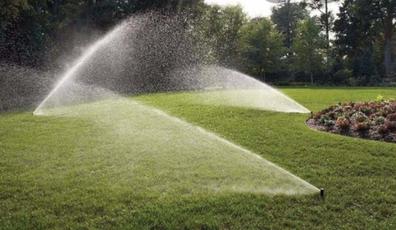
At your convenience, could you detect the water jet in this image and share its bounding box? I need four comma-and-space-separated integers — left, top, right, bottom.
33, 13, 317, 196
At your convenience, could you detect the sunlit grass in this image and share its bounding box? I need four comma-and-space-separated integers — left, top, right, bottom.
1, 87, 396, 228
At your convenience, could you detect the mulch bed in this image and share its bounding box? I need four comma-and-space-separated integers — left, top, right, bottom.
307, 100, 396, 143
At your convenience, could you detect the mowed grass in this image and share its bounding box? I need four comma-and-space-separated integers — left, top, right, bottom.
1, 87, 396, 229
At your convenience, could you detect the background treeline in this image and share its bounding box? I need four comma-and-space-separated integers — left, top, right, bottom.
194, 0, 396, 86
0, 0, 395, 87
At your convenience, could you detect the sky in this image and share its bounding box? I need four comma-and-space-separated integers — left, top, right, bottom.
204, 0, 341, 18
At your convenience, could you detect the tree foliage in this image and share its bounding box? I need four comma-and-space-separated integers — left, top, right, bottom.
0, 0, 28, 29
0, 0, 204, 67
292, 18, 326, 84
195, 5, 247, 66
240, 18, 285, 81
334, 0, 396, 80
0, 0, 395, 88
271, 2, 309, 49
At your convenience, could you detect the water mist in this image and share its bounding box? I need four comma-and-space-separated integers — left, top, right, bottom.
33, 13, 317, 196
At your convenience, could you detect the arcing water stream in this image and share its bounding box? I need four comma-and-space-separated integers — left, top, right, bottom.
33, 13, 318, 195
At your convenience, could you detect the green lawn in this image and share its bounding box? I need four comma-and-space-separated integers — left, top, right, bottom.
1, 87, 396, 229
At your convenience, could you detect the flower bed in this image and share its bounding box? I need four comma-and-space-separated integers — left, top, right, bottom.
307, 100, 396, 143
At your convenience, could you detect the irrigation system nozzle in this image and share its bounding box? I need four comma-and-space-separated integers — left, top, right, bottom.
320, 188, 325, 199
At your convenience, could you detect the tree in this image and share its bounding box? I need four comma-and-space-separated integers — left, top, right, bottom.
292, 18, 326, 84
334, 0, 396, 79
271, 2, 309, 49
377, 0, 396, 77
0, 0, 53, 66
307, 0, 338, 48
0, 0, 28, 29
196, 5, 247, 66
0, 0, 204, 67
240, 18, 285, 81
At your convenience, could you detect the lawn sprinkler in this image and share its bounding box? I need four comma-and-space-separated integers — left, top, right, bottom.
320, 188, 325, 199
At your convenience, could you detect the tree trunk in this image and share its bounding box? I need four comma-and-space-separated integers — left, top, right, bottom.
310, 72, 314, 85
383, 13, 394, 77
325, 0, 329, 49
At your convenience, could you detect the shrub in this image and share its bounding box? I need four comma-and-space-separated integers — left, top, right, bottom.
308, 100, 396, 143
324, 119, 335, 127
384, 120, 396, 131
386, 113, 396, 122
374, 116, 385, 125
378, 125, 389, 135
319, 115, 330, 125
353, 122, 370, 132
390, 102, 396, 111
383, 105, 393, 115
351, 111, 368, 123
336, 117, 350, 130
